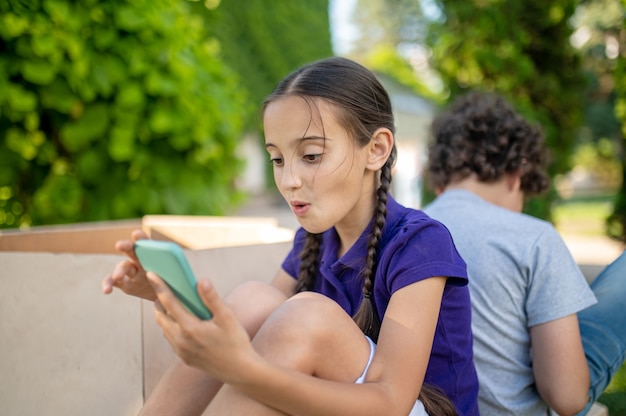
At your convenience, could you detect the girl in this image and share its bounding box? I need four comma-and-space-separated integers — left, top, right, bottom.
102, 57, 479, 415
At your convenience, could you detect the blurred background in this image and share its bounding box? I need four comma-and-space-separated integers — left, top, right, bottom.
1, 0, 625, 411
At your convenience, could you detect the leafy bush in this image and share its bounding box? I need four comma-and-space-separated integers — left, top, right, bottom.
0, 0, 247, 228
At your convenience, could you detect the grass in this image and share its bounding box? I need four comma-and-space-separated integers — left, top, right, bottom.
553, 195, 626, 415
599, 365, 626, 416
553, 195, 615, 237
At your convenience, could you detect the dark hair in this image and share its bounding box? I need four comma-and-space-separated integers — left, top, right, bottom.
426, 91, 549, 195
419, 384, 458, 416
263, 57, 396, 342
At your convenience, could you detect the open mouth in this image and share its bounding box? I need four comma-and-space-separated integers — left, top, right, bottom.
291, 201, 309, 216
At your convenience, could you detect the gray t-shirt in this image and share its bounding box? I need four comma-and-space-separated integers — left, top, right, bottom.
424, 189, 597, 416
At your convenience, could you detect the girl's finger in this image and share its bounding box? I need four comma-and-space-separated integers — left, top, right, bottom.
154, 298, 167, 315
131, 229, 150, 241
114, 239, 134, 254
126, 229, 151, 263
147, 271, 195, 325
102, 274, 114, 294
196, 279, 230, 324
112, 261, 137, 281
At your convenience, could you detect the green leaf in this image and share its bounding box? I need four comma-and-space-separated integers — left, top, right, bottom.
115, 82, 145, 109
60, 103, 110, 152
91, 54, 127, 96
7, 84, 38, 112
22, 60, 58, 85
76, 149, 106, 182
108, 125, 135, 161
24, 112, 40, 132
40, 78, 80, 113
145, 70, 179, 96
148, 107, 175, 134
33, 172, 84, 221
31, 35, 58, 58
92, 26, 117, 50
0, 13, 30, 39
43, 0, 72, 25
114, 6, 146, 31
5, 128, 38, 160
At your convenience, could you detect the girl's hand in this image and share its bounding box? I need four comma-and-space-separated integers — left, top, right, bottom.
101, 229, 157, 301
146, 272, 258, 384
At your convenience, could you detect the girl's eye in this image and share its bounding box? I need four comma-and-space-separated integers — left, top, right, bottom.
303, 154, 322, 163
270, 157, 284, 166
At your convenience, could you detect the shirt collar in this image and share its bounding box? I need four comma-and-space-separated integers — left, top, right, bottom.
327, 193, 401, 272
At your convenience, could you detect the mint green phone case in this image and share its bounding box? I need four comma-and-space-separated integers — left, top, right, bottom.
134, 240, 213, 320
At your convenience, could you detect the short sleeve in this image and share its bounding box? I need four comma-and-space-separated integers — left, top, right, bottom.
526, 227, 597, 326
377, 216, 468, 296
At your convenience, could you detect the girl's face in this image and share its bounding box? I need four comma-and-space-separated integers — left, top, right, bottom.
264, 96, 378, 239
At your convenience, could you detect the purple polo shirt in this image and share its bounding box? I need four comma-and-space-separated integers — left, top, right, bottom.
282, 196, 479, 415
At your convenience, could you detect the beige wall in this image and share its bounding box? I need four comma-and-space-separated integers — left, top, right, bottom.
0, 217, 293, 416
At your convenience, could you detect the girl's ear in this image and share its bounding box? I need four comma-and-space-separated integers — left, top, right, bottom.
366, 128, 394, 171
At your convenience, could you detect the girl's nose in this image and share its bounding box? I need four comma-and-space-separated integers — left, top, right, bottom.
279, 163, 302, 190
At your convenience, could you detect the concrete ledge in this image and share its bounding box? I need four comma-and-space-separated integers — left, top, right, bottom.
0, 216, 293, 416
589, 402, 609, 416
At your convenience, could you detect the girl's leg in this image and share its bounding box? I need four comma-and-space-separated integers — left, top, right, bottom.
140, 281, 288, 416
577, 251, 626, 414
205, 291, 373, 415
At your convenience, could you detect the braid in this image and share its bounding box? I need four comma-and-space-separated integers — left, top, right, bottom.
352, 150, 395, 342
418, 384, 459, 416
296, 232, 323, 293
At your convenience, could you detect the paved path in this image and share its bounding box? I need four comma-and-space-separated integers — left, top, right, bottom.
561, 233, 623, 266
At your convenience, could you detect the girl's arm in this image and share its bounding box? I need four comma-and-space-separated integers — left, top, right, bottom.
150, 272, 446, 416
270, 268, 297, 297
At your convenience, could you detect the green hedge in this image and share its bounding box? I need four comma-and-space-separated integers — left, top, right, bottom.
0, 0, 247, 228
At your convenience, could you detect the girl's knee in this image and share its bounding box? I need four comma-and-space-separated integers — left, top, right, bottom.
283, 291, 349, 329
254, 292, 372, 380
256, 291, 361, 351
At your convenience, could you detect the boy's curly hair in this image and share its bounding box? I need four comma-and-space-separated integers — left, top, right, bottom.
426, 91, 550, 195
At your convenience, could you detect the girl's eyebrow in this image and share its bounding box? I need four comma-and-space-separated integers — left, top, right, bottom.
264, 136, 326, 150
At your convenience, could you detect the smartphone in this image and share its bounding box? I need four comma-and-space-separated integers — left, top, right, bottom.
134, 239, 213, 320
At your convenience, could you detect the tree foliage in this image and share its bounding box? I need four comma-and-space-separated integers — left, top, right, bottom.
608, 0, 626, 243
0, 0, 249, 228
199, 0, 334, 130
573, 0, 622, 146
428, 0, 587, 220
